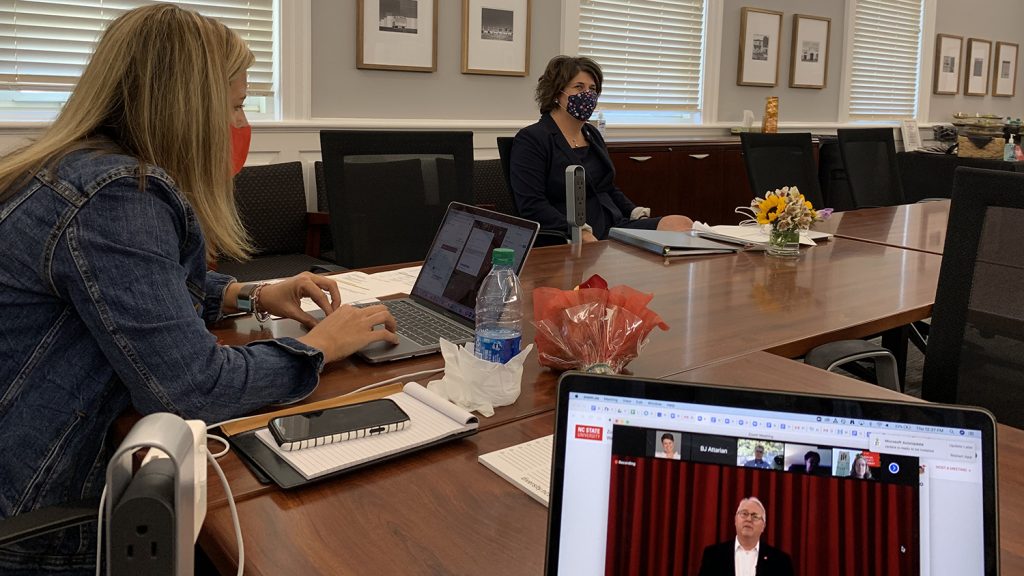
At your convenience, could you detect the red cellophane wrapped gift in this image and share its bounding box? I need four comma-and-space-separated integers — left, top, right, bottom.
532, 275, 669, 373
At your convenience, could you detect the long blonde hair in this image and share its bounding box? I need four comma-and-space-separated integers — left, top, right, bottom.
0, 3, 253, 260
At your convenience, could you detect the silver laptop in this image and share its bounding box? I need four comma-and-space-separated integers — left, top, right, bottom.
356, 202, 539, 363
545, 373, 1000, 576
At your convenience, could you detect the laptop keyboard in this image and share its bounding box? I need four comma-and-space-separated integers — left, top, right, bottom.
364, 300, 473, 346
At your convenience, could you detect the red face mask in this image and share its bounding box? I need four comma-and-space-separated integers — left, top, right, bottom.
230, 124, 251, 175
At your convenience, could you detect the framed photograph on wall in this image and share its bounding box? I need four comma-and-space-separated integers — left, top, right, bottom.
933, 34, 963, 95
965, 38, 992, 96
462, 0, 531, 76
737, 7, 783, 87
357, 0, 437, 72
992, 41, 1018, 97
789, 14, 830, 89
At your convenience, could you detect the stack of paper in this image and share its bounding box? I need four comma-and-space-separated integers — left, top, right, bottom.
478, 435, 553, 506
289, 267, 422, 315
692, 222, 832, 249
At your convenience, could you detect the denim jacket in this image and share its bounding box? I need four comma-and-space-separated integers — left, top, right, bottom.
0, 148, 323, 573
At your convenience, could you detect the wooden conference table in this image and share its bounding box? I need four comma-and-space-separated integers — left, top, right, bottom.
201, 353, 1024, 575
199, 214, 979, 574
813, 199, 950, 255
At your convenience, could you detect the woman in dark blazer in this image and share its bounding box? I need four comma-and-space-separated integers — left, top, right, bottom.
509, 56, 693, 241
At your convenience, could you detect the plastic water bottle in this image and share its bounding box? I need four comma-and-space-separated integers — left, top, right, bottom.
596, 111, 607, 137
474, 247, 523, 363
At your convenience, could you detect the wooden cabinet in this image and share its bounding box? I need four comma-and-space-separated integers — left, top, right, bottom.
607, 139, 752, 225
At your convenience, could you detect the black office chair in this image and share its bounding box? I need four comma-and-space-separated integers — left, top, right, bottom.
921, 167, 1024, 428
496, 136, 569, 247
216, 161, 339, 282
313, 160, 335, 259
473, 158, 517, 216
805, 168, 1024, 415
836, 128, 905, 208
739, 132, 825, 208
320, 130, 474, 269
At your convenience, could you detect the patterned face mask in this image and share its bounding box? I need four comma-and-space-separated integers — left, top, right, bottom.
561, 89, 599, 122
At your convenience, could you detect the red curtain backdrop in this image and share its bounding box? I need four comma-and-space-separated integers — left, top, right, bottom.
603, 458, 918, 576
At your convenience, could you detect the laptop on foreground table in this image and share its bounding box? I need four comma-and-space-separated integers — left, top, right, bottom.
545, 373, 999, 575
356, 202, 539, 363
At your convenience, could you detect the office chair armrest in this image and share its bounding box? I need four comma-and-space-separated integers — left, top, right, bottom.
534, 230, 571, 248
804, 340, 901, 392
305, 211, 331, 257
309, 264, 347, 274
0, 499, 100, 547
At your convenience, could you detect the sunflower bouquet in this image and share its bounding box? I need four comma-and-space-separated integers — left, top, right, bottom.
737, 186, 830, 257
749, 186, 823, 231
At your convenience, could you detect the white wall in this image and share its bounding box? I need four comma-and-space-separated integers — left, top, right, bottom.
928, 0, 1024, 122
310, 0, 561, 121
717, 0, 847, 124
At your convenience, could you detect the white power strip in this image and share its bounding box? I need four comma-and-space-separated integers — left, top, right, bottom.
138, 419, 208, 543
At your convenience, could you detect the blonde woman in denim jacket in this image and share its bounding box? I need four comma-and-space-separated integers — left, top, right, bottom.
0, 5, 398, 573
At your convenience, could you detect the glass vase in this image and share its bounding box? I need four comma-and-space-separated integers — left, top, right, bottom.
766, 227, 801, 259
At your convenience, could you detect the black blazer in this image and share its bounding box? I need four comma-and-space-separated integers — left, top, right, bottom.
697, 541, 795, 576
509, 113, 636, 239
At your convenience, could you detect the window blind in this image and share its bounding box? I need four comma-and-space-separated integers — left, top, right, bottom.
847, 0, 923, 120
0, 0, 274, 96
578, 0, 705, 111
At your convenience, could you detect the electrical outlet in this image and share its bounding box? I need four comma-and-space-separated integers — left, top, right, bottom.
106, 413, 207, 575
109, 458, 177, 576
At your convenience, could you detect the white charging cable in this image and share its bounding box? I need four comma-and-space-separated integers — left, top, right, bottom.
207, 450, 243, 576
95, 485, 107, 576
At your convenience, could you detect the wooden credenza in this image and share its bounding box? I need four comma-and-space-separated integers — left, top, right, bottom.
606, 138, 753, 225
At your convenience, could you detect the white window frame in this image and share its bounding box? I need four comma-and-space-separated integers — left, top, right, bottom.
839, 0, 936, 125
278, 0, 311, 122
563, 0, 716, 127
0, 0, 292, 123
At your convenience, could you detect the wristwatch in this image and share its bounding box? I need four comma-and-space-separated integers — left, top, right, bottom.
236, 283, 258, 312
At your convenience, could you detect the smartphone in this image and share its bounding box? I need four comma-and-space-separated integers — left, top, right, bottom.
268, 399, 410, 451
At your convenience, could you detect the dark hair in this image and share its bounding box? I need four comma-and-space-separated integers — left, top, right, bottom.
804, 451, 821, 465
535, 55, 603, 114
661, 433, 674, 442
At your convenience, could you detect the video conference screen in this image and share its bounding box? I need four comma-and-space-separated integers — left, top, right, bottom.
554, 393, 987, 576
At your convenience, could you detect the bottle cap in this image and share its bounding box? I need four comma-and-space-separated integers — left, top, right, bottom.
491, 247, 514, 266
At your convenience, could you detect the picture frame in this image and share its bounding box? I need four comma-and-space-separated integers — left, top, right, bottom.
789, 14, 830, 89
738, 7, 783, 87
461, 0, 531, 76
357, 0, 438, 72
932, 34, 962, 95
964, 37, 992, 96
992, 41, 1018, 97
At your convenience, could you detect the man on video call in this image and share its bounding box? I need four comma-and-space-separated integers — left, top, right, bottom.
743, 445, 772, 469
697, 497, 794, 576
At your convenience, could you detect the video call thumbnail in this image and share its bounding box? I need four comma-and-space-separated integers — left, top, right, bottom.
606, 425, 921, 575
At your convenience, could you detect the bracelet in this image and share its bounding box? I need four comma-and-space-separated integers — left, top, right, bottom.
250, 282, 272, 325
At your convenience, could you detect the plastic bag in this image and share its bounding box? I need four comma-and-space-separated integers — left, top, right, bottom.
532, 275, 669, 374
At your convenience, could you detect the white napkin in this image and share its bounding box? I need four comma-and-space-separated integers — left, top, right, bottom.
427, 339, 534, 417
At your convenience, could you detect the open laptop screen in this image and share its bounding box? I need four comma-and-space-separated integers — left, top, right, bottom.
410, 202, 537, 322
546, 374, 998, 576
